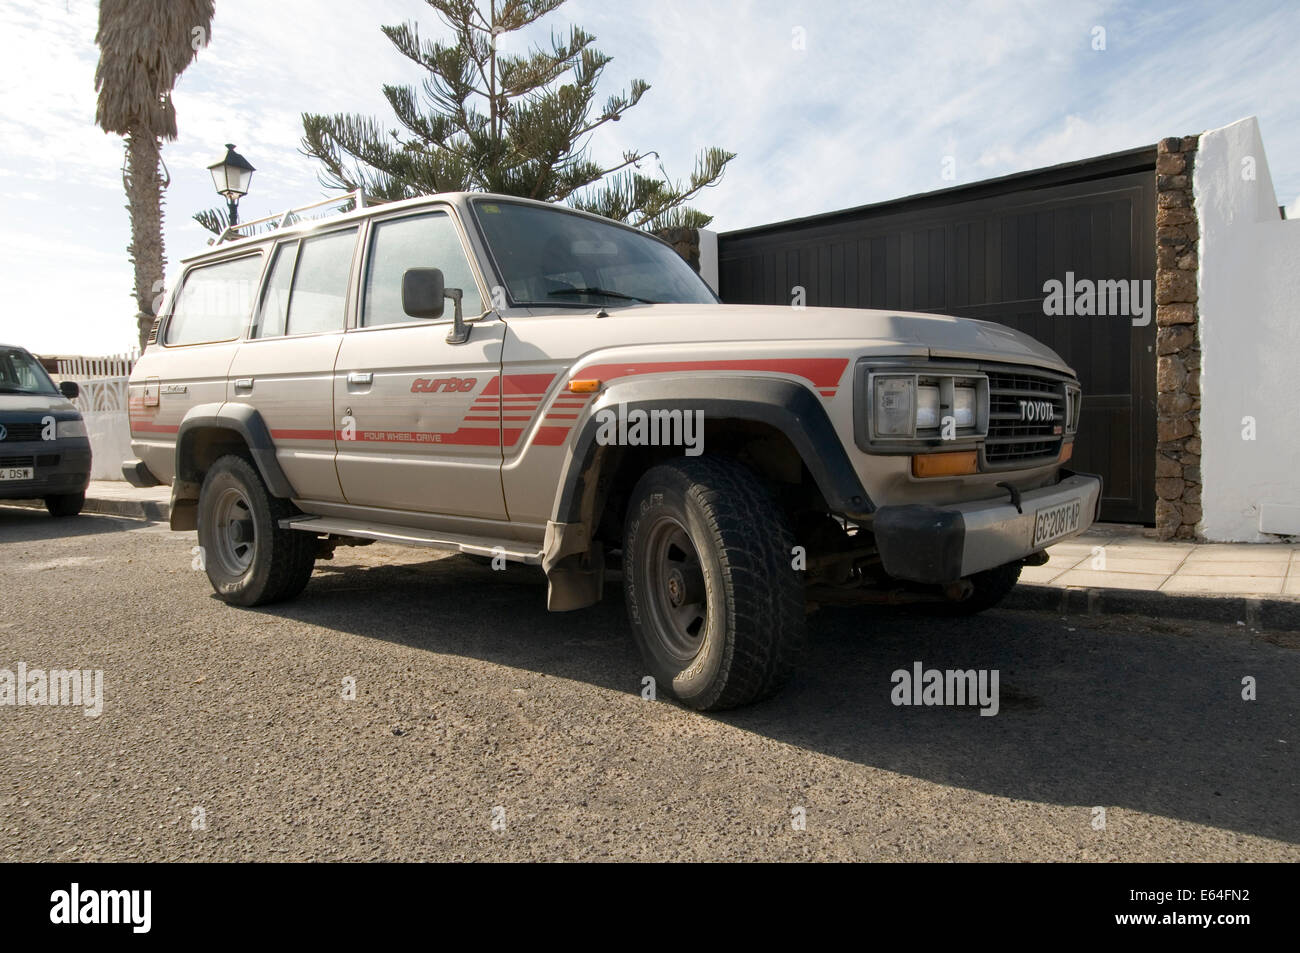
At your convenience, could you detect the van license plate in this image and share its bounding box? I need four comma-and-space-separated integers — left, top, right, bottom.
0, 467, 34, 481
1032, 500, 1081, 547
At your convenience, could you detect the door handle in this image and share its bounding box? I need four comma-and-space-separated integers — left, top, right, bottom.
233, 378, 253, 391
346, 371, 373, 386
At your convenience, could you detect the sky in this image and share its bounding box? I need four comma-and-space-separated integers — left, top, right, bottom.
1, 0, 1297, 356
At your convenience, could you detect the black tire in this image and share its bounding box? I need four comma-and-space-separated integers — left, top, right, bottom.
929, 561, 1022, 616
622, 456, 804, 711
196, 455, 315, 607
44, 492, 85, 517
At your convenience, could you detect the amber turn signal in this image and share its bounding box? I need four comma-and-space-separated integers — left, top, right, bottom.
1059, 441, 1074, 464
568, 379, 601, 393
912, 450, 979, 478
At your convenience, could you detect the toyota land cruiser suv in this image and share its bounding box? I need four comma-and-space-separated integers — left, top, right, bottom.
123, 192, 1100, 710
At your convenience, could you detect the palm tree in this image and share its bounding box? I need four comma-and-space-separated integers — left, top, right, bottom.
94, 0, 215, 351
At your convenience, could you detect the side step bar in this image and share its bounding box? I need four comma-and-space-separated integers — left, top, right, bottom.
279, 515, 544, 565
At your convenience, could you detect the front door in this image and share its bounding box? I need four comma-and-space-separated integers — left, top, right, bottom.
332, 207, 507, 525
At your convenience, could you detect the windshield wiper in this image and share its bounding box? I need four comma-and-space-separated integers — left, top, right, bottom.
547, 287, 658, 304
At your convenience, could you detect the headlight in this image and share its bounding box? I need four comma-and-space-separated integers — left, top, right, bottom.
873, 376, 915, 435
55, 419, 86, 439
1065, 384, 1082, 432
915, 383, 941, 429
953, 384, 978, 428
867, 369, 988, 442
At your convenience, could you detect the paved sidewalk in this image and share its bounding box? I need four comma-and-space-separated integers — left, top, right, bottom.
1, 479, 170, 521
1023, 524, 1300, 599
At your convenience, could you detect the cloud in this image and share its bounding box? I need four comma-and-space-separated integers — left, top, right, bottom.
2, 0, 1299, 354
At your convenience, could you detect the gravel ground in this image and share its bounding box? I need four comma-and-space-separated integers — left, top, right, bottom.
1, 507, 1296, 861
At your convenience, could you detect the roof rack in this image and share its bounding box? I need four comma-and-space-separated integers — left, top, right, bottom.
213, 188, 382, 245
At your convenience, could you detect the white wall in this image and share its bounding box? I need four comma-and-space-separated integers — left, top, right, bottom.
1197, 116, 1300, 540
83, 411, 131, 481
698, 228, 719, 293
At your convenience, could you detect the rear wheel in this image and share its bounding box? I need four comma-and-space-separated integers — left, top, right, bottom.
622, 456, 804, 711
44, 492, 84, 517
197, 455, 315, 606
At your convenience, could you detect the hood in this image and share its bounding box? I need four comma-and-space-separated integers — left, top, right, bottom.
566, 304, 1073, 374
0, 392, 78, 415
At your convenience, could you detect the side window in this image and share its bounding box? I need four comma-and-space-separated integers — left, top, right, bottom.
251, 241, 299, 338
165, 255, 262, 346
283, 228, 357, 335
362, 212, 484, 327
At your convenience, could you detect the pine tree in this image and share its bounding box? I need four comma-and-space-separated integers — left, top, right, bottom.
299, 0, 734, 230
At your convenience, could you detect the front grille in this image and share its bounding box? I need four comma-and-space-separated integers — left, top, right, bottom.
0, 455, 34, 468
984, 370, 1065, 466
0, 422, 44, 442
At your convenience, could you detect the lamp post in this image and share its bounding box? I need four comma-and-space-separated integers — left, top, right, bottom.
207, 143, 255, 227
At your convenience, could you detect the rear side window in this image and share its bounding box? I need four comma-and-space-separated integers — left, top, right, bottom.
165, 255, 263, 346
251, 241, 299, 338
361, 212, 484, 327
250, 228, 356, 338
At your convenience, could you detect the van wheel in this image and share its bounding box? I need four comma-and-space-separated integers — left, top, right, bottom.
197, 454, 315, 606
622, 457, 804, 711
45, 492, 84, 517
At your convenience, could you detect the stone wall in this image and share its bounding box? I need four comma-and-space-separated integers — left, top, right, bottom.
1154, 135, 1202, 539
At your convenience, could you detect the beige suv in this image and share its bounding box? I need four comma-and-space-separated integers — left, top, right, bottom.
124, 192, 1100, 710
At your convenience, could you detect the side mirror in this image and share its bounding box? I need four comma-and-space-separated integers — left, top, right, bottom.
59, 380, 79, 399
401, 267, 470, 345
402, 268, 446, 319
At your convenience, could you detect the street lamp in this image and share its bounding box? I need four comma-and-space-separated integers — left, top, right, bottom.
207, 143, 255, 227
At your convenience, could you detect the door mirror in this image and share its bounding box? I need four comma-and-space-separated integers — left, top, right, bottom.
402, 268, 445, 319
59, 380, 79, 399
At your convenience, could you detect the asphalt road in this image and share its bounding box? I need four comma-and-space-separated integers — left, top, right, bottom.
1, 507, 1296, 861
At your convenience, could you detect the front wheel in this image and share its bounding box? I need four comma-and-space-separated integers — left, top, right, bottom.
45, 492, 84, 517
622, 456, 805, 711
196, 455, 315, 607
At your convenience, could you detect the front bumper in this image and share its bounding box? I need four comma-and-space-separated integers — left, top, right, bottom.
0, 440, 91, 499
872, 471, 1103, 584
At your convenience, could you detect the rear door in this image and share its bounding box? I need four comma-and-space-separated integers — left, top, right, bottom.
225, 225, 359, 503
332, 205, 507, 524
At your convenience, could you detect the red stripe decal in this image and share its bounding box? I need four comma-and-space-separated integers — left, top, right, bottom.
502, 373, 556, 395
271, 428, 336, 440
576, 358, 849, 389
532, 427, 570, 446
130, 422, 179, 434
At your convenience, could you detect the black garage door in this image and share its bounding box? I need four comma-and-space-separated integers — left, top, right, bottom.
717, 147, 1157, 524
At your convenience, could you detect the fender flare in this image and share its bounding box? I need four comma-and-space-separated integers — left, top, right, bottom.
547, 375, 874, 540
175, 402, 296, 500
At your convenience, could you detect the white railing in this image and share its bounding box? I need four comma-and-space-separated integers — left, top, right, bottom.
55, 350, 139, 480
56, 350, 138, 414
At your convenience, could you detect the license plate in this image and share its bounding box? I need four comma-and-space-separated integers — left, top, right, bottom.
0, 467, 34, 481
1032, 499, 1082, 547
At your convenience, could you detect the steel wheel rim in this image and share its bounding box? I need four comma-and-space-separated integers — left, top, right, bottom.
642, 515, 710, 662
212, 486, 256, 576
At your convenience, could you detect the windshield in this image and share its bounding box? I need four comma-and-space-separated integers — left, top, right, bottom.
471, 199, 718, 307
0, 346, 59, 395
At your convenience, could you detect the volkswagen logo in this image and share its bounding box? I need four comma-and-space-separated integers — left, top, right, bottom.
0, 424, 7, 441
